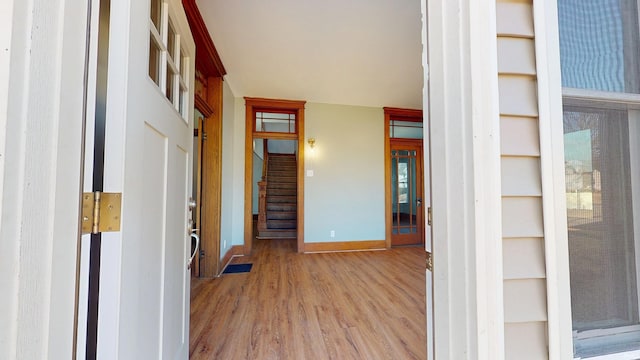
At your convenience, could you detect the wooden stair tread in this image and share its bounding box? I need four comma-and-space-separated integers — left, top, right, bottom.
258, 152, 298, 238
267, 211, 297, 220
256, 229, 297, 239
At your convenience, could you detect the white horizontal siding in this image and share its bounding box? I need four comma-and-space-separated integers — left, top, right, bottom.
498, 1, 548, 358
498, 76, 539, 117
496, 2, 534, 38
504, 279, 548, 322
501, 157, 542, 196
503, 238, 546, 279
498, 38, 536, 75
502, 197, 544, 238
501, 116, 540, 156
505, 322, 549, 360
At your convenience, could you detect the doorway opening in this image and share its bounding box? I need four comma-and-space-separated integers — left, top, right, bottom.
384, 107, 425, 247
244, 98, 306, 254
252, 138, 299, 240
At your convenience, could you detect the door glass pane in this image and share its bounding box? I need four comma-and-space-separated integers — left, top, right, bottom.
392, 152, 398, 234
167, 21, 176, 61
179, 84, 186, 116
150, 0, 162, 31
149, 35, 161, 85
564, 107, 639, 357
392, 149, 417, 235
166, 67, 175, 103
558, 0, 640, 93
181, 48, 188, 77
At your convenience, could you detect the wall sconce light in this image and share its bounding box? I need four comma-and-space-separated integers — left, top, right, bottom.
308, 138, 316, 149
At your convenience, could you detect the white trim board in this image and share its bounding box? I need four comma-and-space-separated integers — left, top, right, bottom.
577, 350, 640, 360
0, 0, 88, 358
533, 0, 574, 358
427, 0, 504, 358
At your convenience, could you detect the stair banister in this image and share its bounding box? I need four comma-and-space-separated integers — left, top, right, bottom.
257, 140, 268, 232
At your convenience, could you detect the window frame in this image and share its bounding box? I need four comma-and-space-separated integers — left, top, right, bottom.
560, 97, 640, 358
556, 3, 640, 358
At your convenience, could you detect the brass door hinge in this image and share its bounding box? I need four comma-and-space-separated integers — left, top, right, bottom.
82, 192, 122, 234
426, 251, 433, 271
427, 206, 432, 226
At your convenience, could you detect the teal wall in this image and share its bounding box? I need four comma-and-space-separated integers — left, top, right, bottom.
220, 95, 387, 254
304, 103, 385, 243
219, 80, 236, 257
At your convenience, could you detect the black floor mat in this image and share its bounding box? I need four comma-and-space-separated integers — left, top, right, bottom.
222, 263, 253, 274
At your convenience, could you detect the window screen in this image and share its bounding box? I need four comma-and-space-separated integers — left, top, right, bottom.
559, 2, 640, 356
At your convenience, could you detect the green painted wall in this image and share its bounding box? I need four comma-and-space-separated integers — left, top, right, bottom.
304, 103, 385, 243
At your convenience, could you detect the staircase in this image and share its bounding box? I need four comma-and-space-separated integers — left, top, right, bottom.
258, 153, 297, 239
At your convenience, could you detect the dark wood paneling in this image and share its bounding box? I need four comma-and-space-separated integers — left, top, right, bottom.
182, 0, 226, 78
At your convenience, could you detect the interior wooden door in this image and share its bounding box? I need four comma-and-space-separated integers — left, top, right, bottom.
390, 141, 424, 246
95, 0, 196, 358
191, 114, 204, 277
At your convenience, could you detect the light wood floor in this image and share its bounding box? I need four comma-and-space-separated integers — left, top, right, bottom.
189, 239, 427, 359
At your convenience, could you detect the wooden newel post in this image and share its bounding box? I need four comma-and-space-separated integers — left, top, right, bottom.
258, 180, 267, 232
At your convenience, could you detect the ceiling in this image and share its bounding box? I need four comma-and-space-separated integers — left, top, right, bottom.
197, 0, 424, 109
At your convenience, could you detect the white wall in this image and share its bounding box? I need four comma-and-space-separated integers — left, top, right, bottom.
304, 103, 385, 243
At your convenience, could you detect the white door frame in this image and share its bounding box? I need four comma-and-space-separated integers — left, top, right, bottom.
425, 0, 505, 358
0, 0, 89, 359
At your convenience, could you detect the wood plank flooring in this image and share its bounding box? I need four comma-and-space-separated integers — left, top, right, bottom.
189, 239, 426, 359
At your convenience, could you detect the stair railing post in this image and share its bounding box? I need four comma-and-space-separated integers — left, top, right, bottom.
258, 180, 267, 232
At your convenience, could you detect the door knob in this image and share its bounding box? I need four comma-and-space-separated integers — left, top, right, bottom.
416, 198, 422, 206
188, 197, 197, 209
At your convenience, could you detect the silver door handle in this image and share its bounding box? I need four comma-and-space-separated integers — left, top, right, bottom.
188, 197, 197, 209
188, 233, 200, 270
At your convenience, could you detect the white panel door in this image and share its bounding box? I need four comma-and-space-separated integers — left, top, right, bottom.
98, 0, 195, 358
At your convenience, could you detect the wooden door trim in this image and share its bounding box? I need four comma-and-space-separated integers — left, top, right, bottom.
183, 0, 227, 277
198, 77, 223, 277
384, 108, 424, 248
244, 97, 306, 254
191, 114, 203, 277
182, 0, 226, 78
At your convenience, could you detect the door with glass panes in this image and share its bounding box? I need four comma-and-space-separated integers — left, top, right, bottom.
385, 108, 426, 247
390, 141, 424, 246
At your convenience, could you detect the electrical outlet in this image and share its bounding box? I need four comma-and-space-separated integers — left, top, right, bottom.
330, 230, 335, 238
